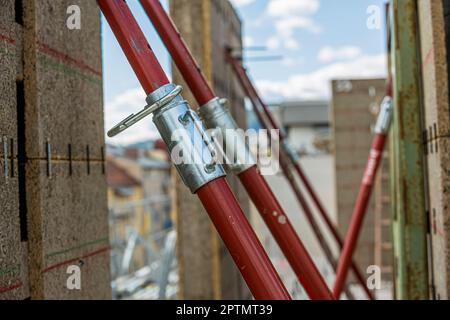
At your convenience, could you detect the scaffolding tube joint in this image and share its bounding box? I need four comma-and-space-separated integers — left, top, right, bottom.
199, 97, 256, 174
110, 83, 225, 193
374, 96, 393, 134
108, 85, 183, 138
150, 85, 226, 193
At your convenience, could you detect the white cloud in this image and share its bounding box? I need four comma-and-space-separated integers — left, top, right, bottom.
275, 16, 321, 37
267, 0, 320, 17
281, 57, 302, 67
230, 0, 256, 7
255, 54, 387, 101
284, 38, 300, 50
318, 46, 362, 62
266, 36, 281, 50
244, 36, 255, 48
105, 87, 160, 145
265, 0, 321, 51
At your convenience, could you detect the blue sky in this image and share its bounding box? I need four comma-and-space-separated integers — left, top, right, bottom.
102, 0, 387, 145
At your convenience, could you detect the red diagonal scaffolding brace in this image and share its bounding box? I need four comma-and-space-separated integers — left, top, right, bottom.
226, 50, 374, 300
97, 0, 290, 300
139, 0, 334, 300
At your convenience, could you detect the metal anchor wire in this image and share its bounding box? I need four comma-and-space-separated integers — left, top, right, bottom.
107, 85, 183, 138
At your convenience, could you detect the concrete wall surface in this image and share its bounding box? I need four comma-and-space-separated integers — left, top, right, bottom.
1, 0, 110, 300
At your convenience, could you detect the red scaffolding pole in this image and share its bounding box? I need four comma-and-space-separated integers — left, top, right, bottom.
139, 0, 334, 300
226, 51, 374, 300
333, 79, 393, 298
98, 0, 290, 300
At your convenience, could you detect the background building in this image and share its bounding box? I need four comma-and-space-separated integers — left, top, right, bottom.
331, 78, 393, 297
106, 144, 174, 299
270, 101, 331, 155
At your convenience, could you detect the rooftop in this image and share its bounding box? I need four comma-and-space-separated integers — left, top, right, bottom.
270, 101, 330, 126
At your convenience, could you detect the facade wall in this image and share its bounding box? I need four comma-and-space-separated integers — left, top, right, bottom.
0, 0, 30, 300
418, 0, 450, 299
0, 0, 110, 299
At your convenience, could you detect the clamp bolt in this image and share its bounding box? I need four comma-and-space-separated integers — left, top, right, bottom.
204, 163, 217, 174
178, 112, 191, 126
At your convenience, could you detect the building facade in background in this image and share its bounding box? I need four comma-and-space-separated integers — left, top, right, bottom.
331, 78, 393, 295
270, 101, 331, 155
106, 145, 174, 299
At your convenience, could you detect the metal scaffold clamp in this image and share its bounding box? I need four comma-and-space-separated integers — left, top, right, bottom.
107, 85, 184, 138
199, 97, 256, 174
109, 83, 225, 194
374, 96, 393, 134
